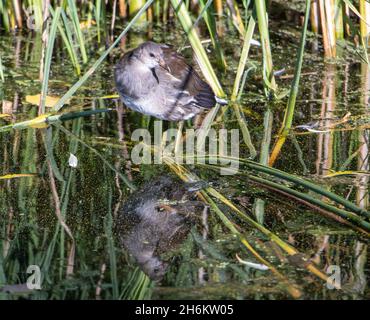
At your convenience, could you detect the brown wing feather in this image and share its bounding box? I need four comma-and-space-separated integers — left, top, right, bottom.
160, 45, 216, 109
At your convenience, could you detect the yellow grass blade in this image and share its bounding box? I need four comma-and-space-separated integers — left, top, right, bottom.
26, 94, 68, 108
0, 173, 37, 180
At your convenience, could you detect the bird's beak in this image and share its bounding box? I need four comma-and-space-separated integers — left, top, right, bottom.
158, 58, 170, 72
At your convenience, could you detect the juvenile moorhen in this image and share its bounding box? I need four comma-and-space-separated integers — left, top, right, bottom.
114, 41, 226, 121
115, 175, 206, 281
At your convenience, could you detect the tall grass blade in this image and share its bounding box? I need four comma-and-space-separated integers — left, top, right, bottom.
67, 0, 88, 63
96, 0, 102, 42
198, 0, 227, 70
170, 0, 225, 97
231, 15, 256, 100
254, 0, 277, 95
359, 0, 370, 41
40, 7, 61, 115
269, 0, 310, 166
51, 7, 81, 75
231, 103, 256, 158
253, 109, 273, 224
226, 0, 245, 35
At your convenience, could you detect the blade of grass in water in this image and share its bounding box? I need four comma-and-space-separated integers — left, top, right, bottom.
53, 0, 155, 112
230, 15, 257, 159
237, 65, 257, 101
253, 109, 273, 224
269, 0, 310, 166
231, 15, 256, 100
47, 158, 75, 276
254, 0, 277, 95
58, 8, 81, 75
359, 0, 370, 62
67, 0, 88, 63
231, 103, 256, 158
0, 109, 113, 132
105, 192, 119, 299
34, 1, 44, 31
43, 126, 65, 182
170, 0, 225, 98
324, 0, 336, 56
169, 0, 227, 153
226, 0, 245, 36
343, 0, 370, 32
122, 268, 152, 300
0, 1, 10, 32
39, 7, 61, 115
96, 0, 102, 43
335, 0, 344, 39
198, 0, 227, 70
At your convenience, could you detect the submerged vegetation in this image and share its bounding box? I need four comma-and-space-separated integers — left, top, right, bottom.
0, 0, 369, 300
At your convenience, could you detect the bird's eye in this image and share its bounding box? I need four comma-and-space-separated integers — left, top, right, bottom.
149, 53, 155, 58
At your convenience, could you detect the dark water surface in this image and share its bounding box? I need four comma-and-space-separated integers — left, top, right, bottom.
0, 7, 369, 300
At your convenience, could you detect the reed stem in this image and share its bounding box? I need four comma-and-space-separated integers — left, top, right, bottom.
269, 0, 311, 165
254, 0, 277, 95
170, 0, 225, 97
359, 0, 370, 42
310, 0, 319, 34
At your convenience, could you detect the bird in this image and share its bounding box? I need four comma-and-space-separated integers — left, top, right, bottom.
114, 174, 206, 281
114, 41, 226, 121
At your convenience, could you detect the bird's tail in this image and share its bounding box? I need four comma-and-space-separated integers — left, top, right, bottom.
215, 96, 228, 105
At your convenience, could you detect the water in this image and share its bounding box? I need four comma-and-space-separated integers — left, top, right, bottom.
0, 9, 369, 300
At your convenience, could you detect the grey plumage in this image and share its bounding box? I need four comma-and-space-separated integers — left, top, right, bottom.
114, 41, 223, 121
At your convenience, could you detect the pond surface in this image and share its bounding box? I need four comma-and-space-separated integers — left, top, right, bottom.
0, 4, 369, 299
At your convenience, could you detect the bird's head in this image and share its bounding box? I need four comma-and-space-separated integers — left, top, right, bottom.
135, 41, 169, 71
141, 257, 168, 281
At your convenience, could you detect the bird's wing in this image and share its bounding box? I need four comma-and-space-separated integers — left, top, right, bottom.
159, 45, 216, 109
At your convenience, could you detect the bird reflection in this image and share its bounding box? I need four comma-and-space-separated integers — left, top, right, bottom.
115, 175, 205, 281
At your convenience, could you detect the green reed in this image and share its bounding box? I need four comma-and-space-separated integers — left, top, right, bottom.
39, 7, 61, 114
170, 0, 225, 97
254, 0, 276, 95
199, 0, 227, 70
269, 0, 310, 165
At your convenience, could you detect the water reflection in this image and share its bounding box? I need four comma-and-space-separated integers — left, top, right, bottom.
357, 63, 369, 210
351, 63, 370, 296
316, 63, 336, 176
115, 175, 204, 281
